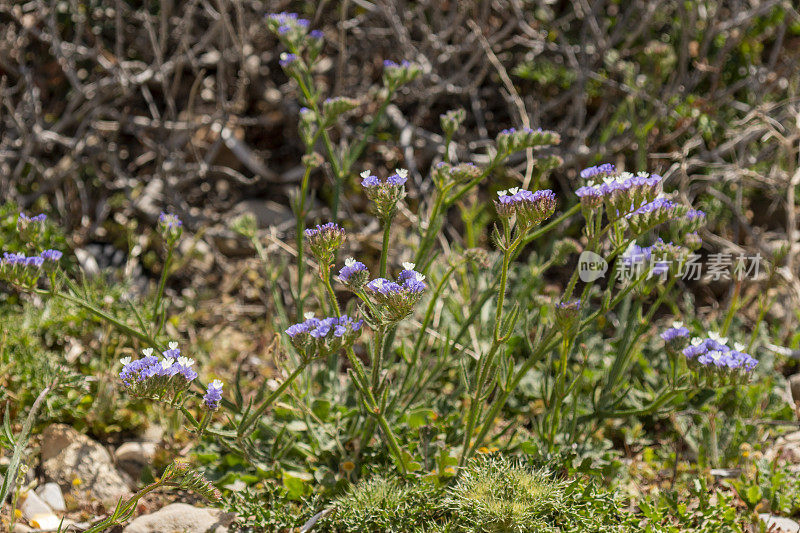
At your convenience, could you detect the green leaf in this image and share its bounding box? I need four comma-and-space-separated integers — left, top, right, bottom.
282, 470, 314, 500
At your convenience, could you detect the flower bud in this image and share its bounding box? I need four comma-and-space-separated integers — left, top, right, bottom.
382, 60, 421, 89
322, 97, 359, 123
440, 109, 466, 137
361, 168, 408, 222
158, 212, 183, 243
230, 213, 257, 239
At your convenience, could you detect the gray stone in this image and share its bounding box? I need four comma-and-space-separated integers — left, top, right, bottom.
231, 199, 293, 229
40, 424, 131, 508
766, 430, 800, 464
115, 442, 157, 478
122, 503, 235, 533
760, 513, 800, 532
36, 482, 66, 512
789, 374, 800, 405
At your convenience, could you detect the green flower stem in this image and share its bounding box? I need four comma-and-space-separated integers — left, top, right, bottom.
151, 241, 175, 332
468, 268, 654, 456
459, 227, 515, 468
414, 191, 446, 270
379, 217, 393, 278
371, 325, 387, 391
238, 360, 310, 437
179, 406, 237, 439
546, 335, 574, 452
344, 347, 407, 475
321, 269, 341, 318
394, 263, 459, 405
345, 90, 395, 170
294, 165, 313, 319
294, 73, 346, 218
446, 156, 501, 207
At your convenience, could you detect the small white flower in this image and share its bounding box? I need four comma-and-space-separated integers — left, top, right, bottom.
672, 321, 684, 328
734, 342, 746, 351
304, 311, 315, 320
373, 279, 385, 289
708, 331, 728, 345
497, 190, 508, 197
415, 272, 426, 282
210, 379, 224, 389
691, 337, 703, 346
395, 168, 408, 178
603, 177, 616, 185
637, 171, 649, 177
619, 172, 634, 180
160, 357, 175, 370
345, 257, 356, 266
168, 341, 179, 350
402, 262, 416, 271
142, 348, 154, 357
120, 357, 132, 366
177, 356, 194, 367
360, 170, 372, 179
708, 350, 724, 362
508, 187, 520, 195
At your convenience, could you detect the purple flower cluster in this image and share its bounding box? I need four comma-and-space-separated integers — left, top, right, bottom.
361, 169, 407, 188
159, 212, 182, 228
339, 257, 369, 288
18, 213, 47, 224
620, 241, 672, 276
382, 60, 421, 87
580, 163, 615, 179
279, 53, 298, 67
364, 262, 427, 323
624, 196, 686, 233
660, 321, 690, 342
682, 333, 758, 372
2, 249, 62, 268
495, 188, 557, 228
682, 208, 707, 232
268, 12, 310, 35
285, 314, 363, 357
383, 59, 412, 68
203, 380, 224, 410
286, 314, 363, 339
305, 222, 345, 264
158, 212, 183, 241
575, 171, 663, 219
119, 343, 198, 402
360, 169, 408, 221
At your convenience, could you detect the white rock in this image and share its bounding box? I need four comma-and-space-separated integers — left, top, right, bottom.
19, 490, 52, 520
40, 424, 131, 508
28, 513, 63, 531
12, 524, 33, 533
122, 503, 235, 533
760, 513, 800, 532
36, 482, 66, 512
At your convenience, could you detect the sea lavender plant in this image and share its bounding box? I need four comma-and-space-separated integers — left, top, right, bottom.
119, 344, 198, 404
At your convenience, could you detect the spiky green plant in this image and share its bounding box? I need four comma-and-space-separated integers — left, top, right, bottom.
329, 474, 441, 532
447, 456, 566, 533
